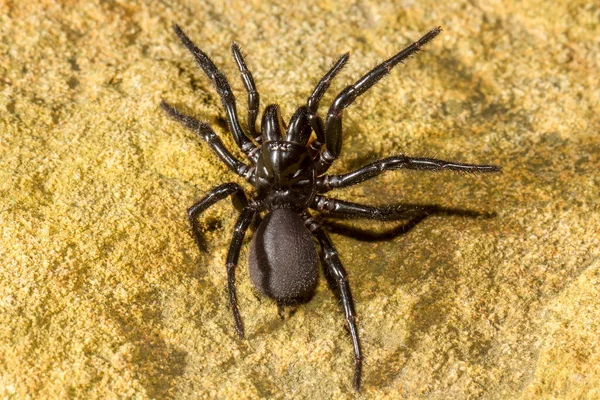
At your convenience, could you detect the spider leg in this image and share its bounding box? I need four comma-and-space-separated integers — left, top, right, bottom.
312, 195, 433, 220
316, 155, 500, 193
172, 24, 258, 161
231, 42, 260, 141
187, 183, 249, 251
311, 226, 363, 391
318, 27, 442, 174
306, 53, 350, 154
186, 183, 253, 338
225, 207, 254, 339
161, 102, 254, 181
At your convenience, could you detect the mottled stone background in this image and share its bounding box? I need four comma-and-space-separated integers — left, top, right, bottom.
1, 1, 598, 399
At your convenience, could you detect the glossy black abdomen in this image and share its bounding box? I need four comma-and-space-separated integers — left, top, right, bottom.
249, 209, 318, 304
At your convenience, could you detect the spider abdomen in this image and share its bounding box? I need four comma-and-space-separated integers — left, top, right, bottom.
248, 209, 318, 304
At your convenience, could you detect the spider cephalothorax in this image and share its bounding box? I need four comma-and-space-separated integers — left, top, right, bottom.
251, 104, 316, 207
161, 24, 499, 391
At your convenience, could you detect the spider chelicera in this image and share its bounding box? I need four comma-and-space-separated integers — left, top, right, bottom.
161, 24, 500, 390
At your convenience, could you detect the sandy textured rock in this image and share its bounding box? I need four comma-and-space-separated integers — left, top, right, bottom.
1, 1, 598, 399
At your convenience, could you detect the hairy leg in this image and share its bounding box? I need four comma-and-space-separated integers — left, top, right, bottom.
320, 27, 442, 174
316, 154, 500, 193
187, 183, 249, 250
172, 24, 257, 160
306, 53, 350, 158
231, 42, 260, 140
312, 195, 435, 220
225, 207, 254, 338
312, 226, 363, 390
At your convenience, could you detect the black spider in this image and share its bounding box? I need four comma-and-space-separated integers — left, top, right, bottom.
160, 24, 500, 390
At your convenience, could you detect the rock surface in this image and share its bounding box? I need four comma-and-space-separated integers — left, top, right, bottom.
1, 1, 598, 398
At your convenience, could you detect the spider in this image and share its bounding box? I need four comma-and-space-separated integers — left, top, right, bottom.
160, 24, 500, 390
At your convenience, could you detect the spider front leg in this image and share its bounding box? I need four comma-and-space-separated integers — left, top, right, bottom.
316, 155, 500, 192
318, 27, 442, 174
172, 25, 258, 160
306, 53, 349, 155
312, 226, 363, 391
231, 42, 260, 141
